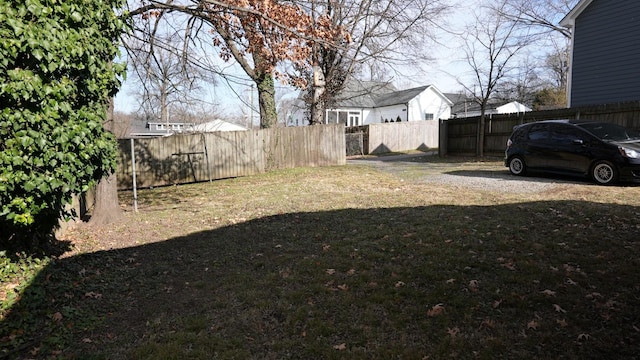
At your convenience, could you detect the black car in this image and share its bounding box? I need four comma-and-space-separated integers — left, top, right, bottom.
504, 119, 640, 184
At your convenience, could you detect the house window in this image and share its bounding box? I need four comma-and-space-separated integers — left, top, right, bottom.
424, 113, 434, 121
348, 111, 361, 127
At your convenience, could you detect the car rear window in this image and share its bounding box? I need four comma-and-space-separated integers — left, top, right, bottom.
527, 124, 549, 141
510, 125, 528, 142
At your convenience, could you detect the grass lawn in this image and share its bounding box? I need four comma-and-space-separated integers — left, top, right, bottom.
2, 157, 640, 359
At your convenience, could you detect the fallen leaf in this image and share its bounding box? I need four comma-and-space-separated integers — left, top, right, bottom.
500, 261, 517, 271
82, 338, 92, 343
577, 333, 591, 341
527, 320, 539, 330
52, 312, 63, 322
541, 289, 556, 297
337, 284, 348, 291
347, 268, 356, 276
84, 291, 103, 299
553, 304, 566, 313
322, 244, 331, 252
325, 269, 336, 275
333, 343, 347, 350
446, 278, 456, 284
427, 304, 445, 317
447, 327, 460, 337
492, 299, 503, 309
556, 319, 568, 327
586, 292, 603, 300
395, 281, 406, 288
480, 318, 495, 329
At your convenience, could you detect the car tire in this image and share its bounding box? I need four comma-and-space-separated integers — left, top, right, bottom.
591, 161, 617, 185
508, 156, 527, 176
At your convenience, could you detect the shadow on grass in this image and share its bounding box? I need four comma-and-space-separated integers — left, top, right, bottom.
446, 169, 640, 187
2, 201, 640, 359
444, 169, 591, 185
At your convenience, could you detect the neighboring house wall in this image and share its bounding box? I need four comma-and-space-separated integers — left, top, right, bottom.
563, 0, 640, 107
373, 104, 407, 124
407, 87, 452, 122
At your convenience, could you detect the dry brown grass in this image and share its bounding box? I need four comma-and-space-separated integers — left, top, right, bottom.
3, 156, 640, 359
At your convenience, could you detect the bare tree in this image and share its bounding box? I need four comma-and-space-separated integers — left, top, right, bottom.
129, 43, 203, 126
112, 111, 136, 139
495, 0, 578, 39
459, 0, 530, 157
491, 0, 577, 107
122, 8, 220, 128
297, 0, 451, 124
493, 56, 544, 105
543, 40, 571, 89
127, 0, 348, 129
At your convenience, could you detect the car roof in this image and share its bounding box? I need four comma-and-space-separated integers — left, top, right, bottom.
518, 119, 608, 127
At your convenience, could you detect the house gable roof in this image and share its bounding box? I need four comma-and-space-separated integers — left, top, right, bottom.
374, 85, 431, 107
559, 0, 594, 27
333, 81, 397, 108
334, 82, 453, 109
190, 119, 247, 132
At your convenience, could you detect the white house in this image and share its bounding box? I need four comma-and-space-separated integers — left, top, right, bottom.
188, 120, 247, 132
324, 82, 453, 126
130, 119, 246, 138
495, 101, 532, 114
446, 93, 532, 118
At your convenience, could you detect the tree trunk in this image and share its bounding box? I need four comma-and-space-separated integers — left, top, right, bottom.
256, 72, 278, 128
478, 105, 486, 158
89, 172, 123, 225
310, 63, 326, 125
89, 98, 123, 225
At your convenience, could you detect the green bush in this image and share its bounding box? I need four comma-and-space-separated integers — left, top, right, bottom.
0, 0, 128, 247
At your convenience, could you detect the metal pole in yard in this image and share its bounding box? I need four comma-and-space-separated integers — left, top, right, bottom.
130, 138, 138, 212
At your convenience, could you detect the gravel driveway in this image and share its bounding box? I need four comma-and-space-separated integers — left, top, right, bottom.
347, 153, 578, 194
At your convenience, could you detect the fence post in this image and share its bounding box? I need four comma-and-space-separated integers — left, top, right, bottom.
130, 138, 138, 212
439, 119, 448, 157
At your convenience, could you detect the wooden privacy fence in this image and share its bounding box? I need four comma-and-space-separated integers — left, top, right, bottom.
345, 121, 439, 155
116, 124, 346, 190
440, 101, 640, 157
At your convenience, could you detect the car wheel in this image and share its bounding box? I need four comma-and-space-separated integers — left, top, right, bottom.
508, 156, 527, 176
591, 161, 617, 185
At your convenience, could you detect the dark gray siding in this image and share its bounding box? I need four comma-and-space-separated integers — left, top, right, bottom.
571, 0, 640, 106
